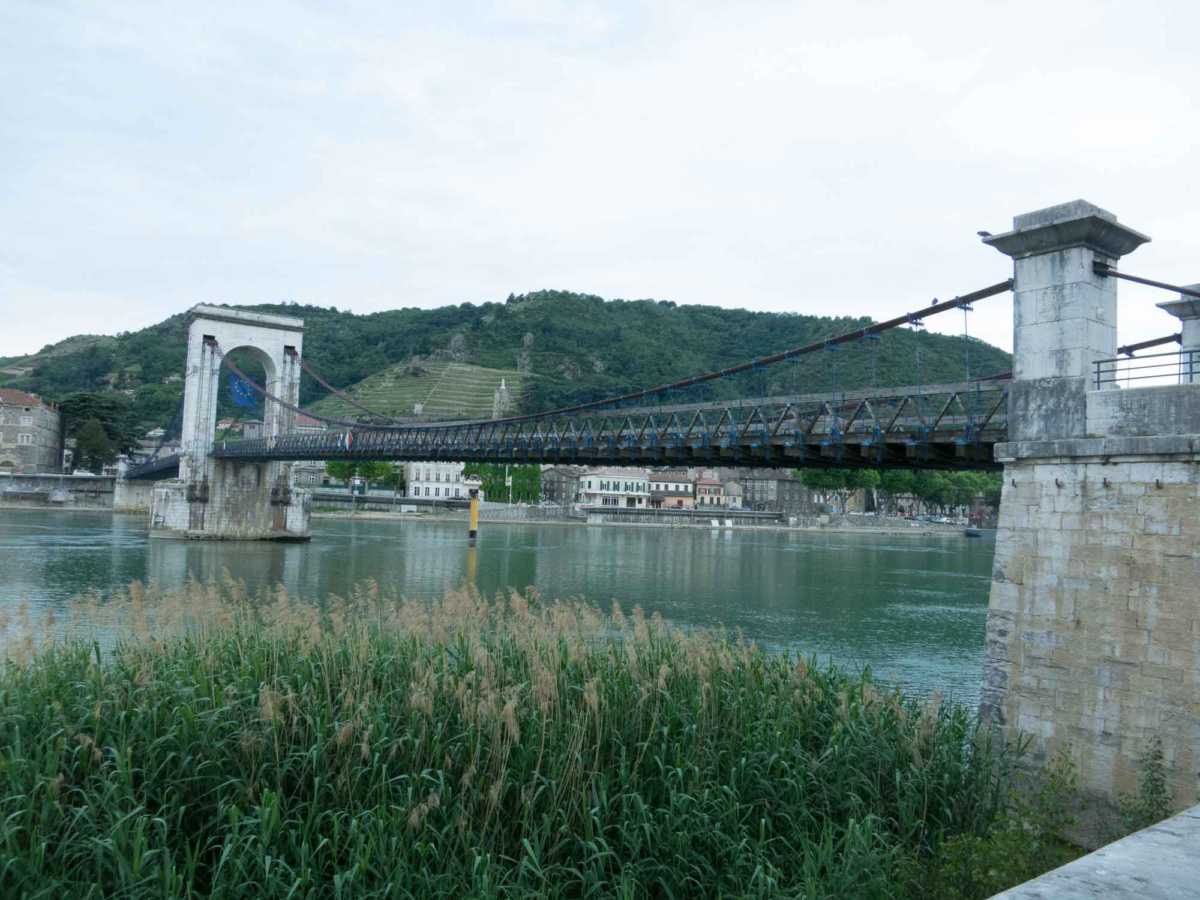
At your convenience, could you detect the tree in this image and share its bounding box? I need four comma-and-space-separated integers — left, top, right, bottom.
913, 471, 952, 514
131, 384, 183, 429
844, 469, 881, 512
380, 466, 406, 493
324, 460, 357, 485
58, 392, 141, 455
73, 417, 115, 473
878, 470, 916, 514
324, 460, 396, 489
798, 469, 850, 513
463, 463, 541, 504
980, 472, 1002, 508
358, 461, 395, 488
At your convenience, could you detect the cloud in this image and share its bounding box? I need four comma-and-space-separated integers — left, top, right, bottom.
1, 0, 1197, 357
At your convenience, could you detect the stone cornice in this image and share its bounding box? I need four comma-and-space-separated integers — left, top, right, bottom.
188, 305, 304, 333
984, 215, 1150, 261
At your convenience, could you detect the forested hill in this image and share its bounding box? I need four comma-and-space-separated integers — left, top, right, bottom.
3, 290, 1010, 428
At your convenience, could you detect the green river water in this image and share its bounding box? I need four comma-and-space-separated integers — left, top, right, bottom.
0, 509, 995, 707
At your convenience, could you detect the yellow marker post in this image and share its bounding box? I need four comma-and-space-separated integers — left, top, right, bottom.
466, 543, 477, 585
468, 487, 480, 544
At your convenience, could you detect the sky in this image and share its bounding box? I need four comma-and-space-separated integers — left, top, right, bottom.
2, 0, 1198, 360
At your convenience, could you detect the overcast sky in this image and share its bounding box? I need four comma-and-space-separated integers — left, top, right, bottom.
2, 0, 1197, 361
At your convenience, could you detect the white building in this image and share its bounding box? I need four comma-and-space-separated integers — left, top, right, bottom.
405, 461, 470, 500
578, 467, 649, 508
290, 414, 332, 487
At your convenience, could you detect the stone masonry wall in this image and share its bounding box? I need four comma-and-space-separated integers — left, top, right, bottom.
0, 473, 114, 507
150, 461, 310, 540
982, 450, 1200, 808
113, 479, 154, 512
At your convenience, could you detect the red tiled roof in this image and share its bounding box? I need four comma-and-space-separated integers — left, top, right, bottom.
294, 413, 324, 427
0, 388, 43, 406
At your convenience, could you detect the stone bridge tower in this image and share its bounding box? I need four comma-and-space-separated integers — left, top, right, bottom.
982, 201, 1200, 816
150, 305, 311, 540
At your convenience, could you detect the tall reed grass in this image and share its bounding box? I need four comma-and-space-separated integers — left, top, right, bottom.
1, 579, 1021, 898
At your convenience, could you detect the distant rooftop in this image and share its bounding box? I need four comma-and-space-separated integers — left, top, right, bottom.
584, 466, 649, 478
0, 388, 46, 407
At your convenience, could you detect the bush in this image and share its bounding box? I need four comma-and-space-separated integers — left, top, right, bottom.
1118, 737, 1171, 837
918, 746, 1084, 898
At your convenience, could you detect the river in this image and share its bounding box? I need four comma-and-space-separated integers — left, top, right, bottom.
0, 509, 995, 707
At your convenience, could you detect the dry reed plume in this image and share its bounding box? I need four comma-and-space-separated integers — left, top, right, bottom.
0, 577, 1025, 898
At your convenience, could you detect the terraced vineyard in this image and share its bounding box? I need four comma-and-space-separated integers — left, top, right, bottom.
308, 360, 528, 422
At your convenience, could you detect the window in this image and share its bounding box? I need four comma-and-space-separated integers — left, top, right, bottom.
17, 433, 33, 445
425, 487, 431, 496
435, 487, 440, 497
454, 487, 461, 497
19, 415, 33, 426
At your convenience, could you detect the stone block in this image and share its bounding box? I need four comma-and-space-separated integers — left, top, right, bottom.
989, 581, 1021, 614
1141, 662, 1185, 683
1009, 243, 1101, 291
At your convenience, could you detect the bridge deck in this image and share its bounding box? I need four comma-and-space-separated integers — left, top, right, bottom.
128, 381, 1008, 479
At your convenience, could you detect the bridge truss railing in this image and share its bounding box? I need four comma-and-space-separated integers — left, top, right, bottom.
210, 377, 1009, 470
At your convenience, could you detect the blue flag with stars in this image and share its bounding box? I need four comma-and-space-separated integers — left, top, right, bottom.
228, 373, 258, 409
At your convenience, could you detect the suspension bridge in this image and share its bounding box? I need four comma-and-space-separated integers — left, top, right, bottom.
114, 199, 1200, 827
124, 200, 1198, 545
127, 280, 1017, 484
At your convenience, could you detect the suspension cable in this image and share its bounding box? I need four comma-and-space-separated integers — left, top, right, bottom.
212, 277, 1013, 435
295, 354, 409, 425
1093, 262, 1200, 299
1117, 333, 1182, 357
212, 343, 404, 430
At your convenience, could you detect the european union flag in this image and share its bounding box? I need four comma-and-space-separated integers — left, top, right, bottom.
228, 374, 258, 409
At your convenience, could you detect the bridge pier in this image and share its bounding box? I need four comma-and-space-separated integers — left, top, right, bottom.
982, 201, 1200, 815
151, 460, 310, 540
113, 477, 154, 513
149, 305, 311, 541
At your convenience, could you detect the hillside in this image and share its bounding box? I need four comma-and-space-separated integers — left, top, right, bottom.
5, 290, 1011, 430
310, 360, 528, 421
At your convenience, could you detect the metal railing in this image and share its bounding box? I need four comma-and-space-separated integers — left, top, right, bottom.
208, 379, 1009, 471
1094, 349, 1200, 389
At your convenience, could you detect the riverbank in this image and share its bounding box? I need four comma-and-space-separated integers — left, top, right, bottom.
0, 580, 1080, 898
310, 506, 976, 536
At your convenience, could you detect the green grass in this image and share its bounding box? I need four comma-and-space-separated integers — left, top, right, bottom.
309, 361, 527, 421
0, 581, 1079, 898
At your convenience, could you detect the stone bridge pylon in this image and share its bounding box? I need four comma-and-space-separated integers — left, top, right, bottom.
981, 200, 1200, 816
150, 305, 312, 540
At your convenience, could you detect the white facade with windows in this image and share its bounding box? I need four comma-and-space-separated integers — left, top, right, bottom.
578, 467, 649, 508
405, 461, 469, 500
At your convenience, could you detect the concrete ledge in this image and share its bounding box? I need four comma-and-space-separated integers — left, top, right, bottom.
995, 434, 1200, 462
993, 805, 1200, 898
1087, 384, 1200, 438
